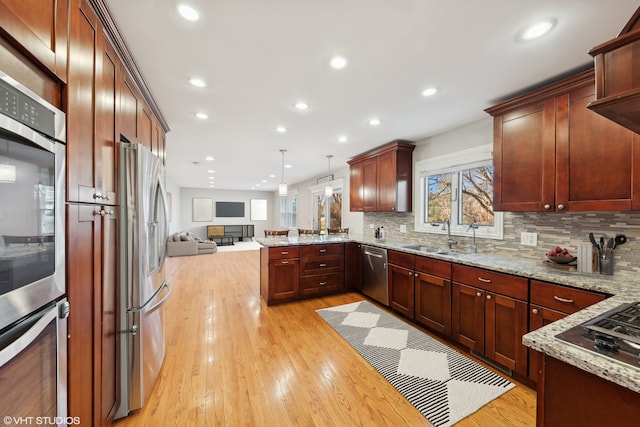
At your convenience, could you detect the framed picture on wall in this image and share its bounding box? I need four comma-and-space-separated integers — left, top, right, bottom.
250, 199, 267, 221
192, 197, 213, 222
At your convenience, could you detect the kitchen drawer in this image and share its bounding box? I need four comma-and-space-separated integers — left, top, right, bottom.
299, 243, 344, 257
268, 246, 300, 260
452, 264, 527, 300
300, 272, 344, 295
300, 255, 344, 275
415, 256, 451, 278
388, 250, 415, 269
530, 280, 607, 314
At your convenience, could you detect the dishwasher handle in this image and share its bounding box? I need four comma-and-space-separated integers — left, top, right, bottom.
364, 250, 384, 258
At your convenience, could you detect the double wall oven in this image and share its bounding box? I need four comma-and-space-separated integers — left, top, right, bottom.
0, 71, 68, 424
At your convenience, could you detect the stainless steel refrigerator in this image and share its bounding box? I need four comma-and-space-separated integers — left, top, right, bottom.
116, 140, 171, 419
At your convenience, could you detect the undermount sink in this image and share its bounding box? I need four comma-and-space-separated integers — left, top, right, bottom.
400, 244, 448, 255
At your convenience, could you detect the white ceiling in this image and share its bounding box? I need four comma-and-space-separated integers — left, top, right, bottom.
105, 0, 639, 192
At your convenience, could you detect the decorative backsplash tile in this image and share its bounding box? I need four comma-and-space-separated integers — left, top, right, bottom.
363, 211, 640, 275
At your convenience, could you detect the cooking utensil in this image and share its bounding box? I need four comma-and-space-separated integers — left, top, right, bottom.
589, 232, 598, 248
614, 234, 627, 247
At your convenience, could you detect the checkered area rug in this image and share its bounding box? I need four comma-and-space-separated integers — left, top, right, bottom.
317, 301, 515, 427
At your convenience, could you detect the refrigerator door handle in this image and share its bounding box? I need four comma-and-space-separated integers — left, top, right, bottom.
127, 280, 171, 314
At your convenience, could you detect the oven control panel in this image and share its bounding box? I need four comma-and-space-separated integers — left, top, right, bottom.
0, 77, 55, 139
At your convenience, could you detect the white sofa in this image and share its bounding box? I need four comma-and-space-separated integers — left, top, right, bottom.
166, 231, 217, 257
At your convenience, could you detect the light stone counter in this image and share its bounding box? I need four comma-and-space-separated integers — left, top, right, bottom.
257, 235, 640, 392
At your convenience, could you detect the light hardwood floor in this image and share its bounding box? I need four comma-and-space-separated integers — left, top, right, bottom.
114, 249, 536, 426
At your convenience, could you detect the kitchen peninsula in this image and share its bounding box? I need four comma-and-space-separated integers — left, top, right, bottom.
259, 235, 640, 424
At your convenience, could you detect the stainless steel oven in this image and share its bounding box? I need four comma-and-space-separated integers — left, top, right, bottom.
0, 70, 67, 424
0, 70, 66, 330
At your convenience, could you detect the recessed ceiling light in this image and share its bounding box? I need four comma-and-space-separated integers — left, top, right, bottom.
421, 87, 438, 97
189, 77, 206, 88
520, 19, 555, 41
205, 156, 214, 161
338, 135, 348, 143
209, 184, 215, 188
261, 179, 267, 183
269, 174, 276, 178
330, 56, 348, 69
368, 118, 381, 126
294, 101, 309, 111
176, 4, 200, 21
207, 169, 215, 173
195, 112, 208, 119
285, 164, 293, 169
276, 126, 287, 133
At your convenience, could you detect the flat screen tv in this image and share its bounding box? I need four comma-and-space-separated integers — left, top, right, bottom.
216, 201, 245, 218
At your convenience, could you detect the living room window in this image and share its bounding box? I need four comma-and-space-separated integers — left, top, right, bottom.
280, 191, 297, 228
415, 144, 503, 239
311, 179, 343, 233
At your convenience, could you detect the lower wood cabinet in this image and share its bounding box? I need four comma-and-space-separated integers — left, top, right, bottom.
414, 257, 452, 337
452, 264, 528, 377
388, 251, 415, 318
260, 246, 300, 303
299, 244, 344, 296
345, 242, 362, 290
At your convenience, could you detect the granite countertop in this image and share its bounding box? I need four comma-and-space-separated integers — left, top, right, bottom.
256, 234, 640, 392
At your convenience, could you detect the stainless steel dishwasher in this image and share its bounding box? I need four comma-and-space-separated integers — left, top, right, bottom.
361, 245, 389, 305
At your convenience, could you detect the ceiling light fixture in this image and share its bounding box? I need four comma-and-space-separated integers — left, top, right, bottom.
276, 126, 287, 133
279, 149, 288, 196
325, 155, 333, 197
294, 101, 309, 111
520, 19, 555, 41
176, 4, 200, 21
338, 135, 348, 143
205, 156, 214, 161
195, 112, 209, 119
422, 87, 438, 97
368, 118, 381, 126
189, 77, 206, 88
330, 56, 348, 69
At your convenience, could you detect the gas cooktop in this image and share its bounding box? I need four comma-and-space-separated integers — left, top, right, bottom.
555, 301, 640, 369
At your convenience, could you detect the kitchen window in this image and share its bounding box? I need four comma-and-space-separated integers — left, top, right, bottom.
311, 179, 343, 233
415, 144, 503, 239
280, 191, 298, 228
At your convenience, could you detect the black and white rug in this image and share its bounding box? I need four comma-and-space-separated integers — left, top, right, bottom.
316, 301, 515, 427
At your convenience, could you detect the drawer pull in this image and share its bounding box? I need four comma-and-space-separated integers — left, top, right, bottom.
532, 308, 539, 314
319, 263, 327, 267
281, 251, 289, 255
553, 296, 574, 304
319, 281, 327, 286
478, 277, 492, 283
281, 261, 289, 264
319, 249, 327, 253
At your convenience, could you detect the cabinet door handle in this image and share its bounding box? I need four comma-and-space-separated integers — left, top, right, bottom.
281, 261, 288, 264
553, 295, 574, 304
414, 273, 418, 277
544, 204, 551, 210
476, 292, 482, 297
532, 308, 539, 314
557, 204, 565, 210
477, 277, 492, 283
408, 271, 413, 276
319, 249, 327, 253
486, 294, 492, 300
319, 281, 327, 286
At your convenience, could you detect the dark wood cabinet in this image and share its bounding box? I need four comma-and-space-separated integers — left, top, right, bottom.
67, 0, 118, 205
539, 355, 640, 427
0, 0, 69, 81
452, 264, 528, 376
414, 257, 451, 337
299, 244, 344, 296
67, 204, 119, 426
348, 140, 415, 212
388, 254, 415, 318
528, 280, 607, 382
120, 74, 139, 143
588, 7, 640, 135
487, 69, 639, 212
345, 242, 362, 290
261, 246, 300, 303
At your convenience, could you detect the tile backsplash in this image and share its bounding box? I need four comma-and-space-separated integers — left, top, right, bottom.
363, 211, 640, 275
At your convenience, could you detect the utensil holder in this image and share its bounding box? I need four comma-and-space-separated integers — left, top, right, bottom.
599, 252, 614, 275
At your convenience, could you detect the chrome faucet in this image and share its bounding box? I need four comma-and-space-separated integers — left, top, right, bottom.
467, 220, 478, 253
442, 218, 457, 249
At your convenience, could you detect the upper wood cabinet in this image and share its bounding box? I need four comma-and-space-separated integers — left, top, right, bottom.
348, 140, 415, 212
0, 0, 68, 81
486, 69, 639, 212
588, 7, 640, 135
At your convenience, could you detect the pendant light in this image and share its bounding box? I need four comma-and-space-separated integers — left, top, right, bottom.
278, 149, 288, 196
0, 141, 16, 183
325, 155, 333, 197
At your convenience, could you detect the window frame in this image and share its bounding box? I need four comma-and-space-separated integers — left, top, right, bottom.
279, 190, 298, 229
414, 144, 503, 240
310, 178, 343, 232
